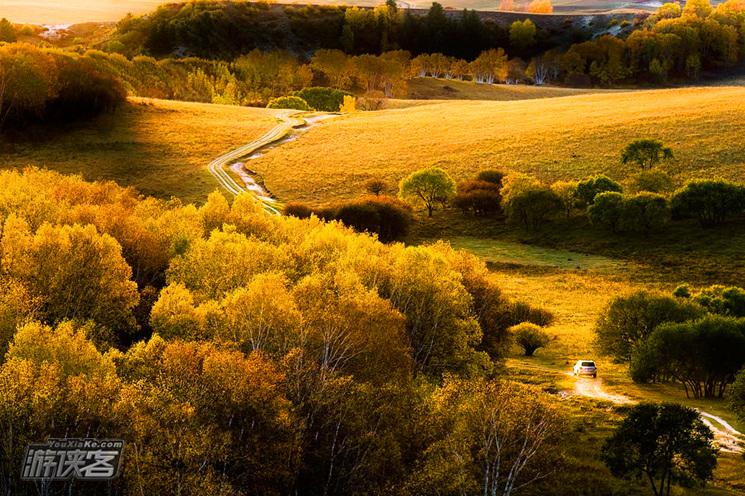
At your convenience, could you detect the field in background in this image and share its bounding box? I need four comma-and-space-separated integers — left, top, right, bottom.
252, 86, 745, 205
406, 77, 616, 100
0, 98, 280, 204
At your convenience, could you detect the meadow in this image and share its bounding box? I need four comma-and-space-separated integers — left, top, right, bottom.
251, 85, 745, 206
0, 98, 280, 204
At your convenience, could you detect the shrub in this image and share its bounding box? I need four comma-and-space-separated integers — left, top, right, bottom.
503, 185, 562, 229
511, 323, 550, 356
292, 87, 351, 111
576, 175, 623, 206
619, 192, 670, 233
453, 180, 501, 216
283, 202, 313, 218
670, 179, 745, 227
629, 170, 674, 193
266, 95, 312, 111
364, 178, 387, 196
684, 285, 745, 317
587, 191, 624, 232
476, 169, 507, 185
731, 368, 745, 421
595, 291, 705, 362
333, 195, 413, 242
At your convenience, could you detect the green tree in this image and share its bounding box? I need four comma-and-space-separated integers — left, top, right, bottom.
398, 166, 456, 216
595, 291, 704, 362
602, 403, 717, 496
576, 174, 623, 205
503, 185, 562, 229
642, 316, 745, 398
630, 170, 674, 193
587, 191, 624, 232
621, 139, 674, 170
511, 322, 550, 356
509, 19, 537, 52
670, 179, 745, 227
619, 192, 670, 233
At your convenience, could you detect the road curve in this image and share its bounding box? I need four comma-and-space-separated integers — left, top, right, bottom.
207, 110, 306, 215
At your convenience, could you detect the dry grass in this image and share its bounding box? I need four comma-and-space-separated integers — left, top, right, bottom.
0, 98, 281, 204
252, 86, 745, 205
406, 77, 616, 101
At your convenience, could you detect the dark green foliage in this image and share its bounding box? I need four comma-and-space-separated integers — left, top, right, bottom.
641, 316, 745, 398
730, 368, 745, 422
453, 180, 501, 216
621, 139, 673, 170
475, 169, 507, 185
504, 186, 562, 229
332, 195, 413, 242
589, 192, 670, 233
283, 202, 314, 218
113, 1, 512, 60
595, 291, 705, 362
670, 179, 745, 227
266, 95, 312, 111
618, 192, 670, 233
292, 87, 351, 112
602, 403, 717, 496
576, 175, 623, 206
587, 191, 624, 232
694, 285, 745, 317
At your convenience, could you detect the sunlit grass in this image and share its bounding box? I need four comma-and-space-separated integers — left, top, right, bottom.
253, 86, 745, 206
0, 98, 281, 204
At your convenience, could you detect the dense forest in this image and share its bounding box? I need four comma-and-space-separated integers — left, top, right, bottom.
0, 168, 590, 496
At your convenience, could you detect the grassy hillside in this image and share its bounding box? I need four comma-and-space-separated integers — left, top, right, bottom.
252, 86, 745, 206
406, 77, 620, 100
0, 98, 280, 203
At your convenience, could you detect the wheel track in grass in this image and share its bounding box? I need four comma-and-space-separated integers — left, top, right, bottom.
207, 110, 312, 215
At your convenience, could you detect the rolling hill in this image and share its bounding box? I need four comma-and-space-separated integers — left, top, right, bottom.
250, 85, 745, 205
0, 98, 281, 204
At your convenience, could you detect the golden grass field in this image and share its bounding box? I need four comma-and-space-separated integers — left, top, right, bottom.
0, 98, 281, 204
406, 77, 617, 100
253, 85, 745, 205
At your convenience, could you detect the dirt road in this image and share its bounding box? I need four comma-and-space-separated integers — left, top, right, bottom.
569, 373, 744, 454
207, 110, 306, 214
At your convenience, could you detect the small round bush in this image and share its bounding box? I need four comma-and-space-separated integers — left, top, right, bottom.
283, 202, 313, 218
266, 96, 312, 111
510, 322, 550, 356
476, 170, 507, 185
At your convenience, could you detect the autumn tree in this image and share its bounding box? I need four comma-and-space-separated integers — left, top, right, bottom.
509, 19, 537, 52
1, 216, 139, 340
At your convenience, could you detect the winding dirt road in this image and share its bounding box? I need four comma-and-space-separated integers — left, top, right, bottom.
207, 110, 307, 214
570, 373, 744, 454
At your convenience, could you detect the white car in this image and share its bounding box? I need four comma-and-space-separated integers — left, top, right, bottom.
573, 360, 597, 378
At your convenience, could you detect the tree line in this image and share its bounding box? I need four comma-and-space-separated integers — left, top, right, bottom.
106, 0, 745, 88
0, 168, 603, 496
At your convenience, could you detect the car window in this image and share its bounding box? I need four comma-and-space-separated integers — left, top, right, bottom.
581, 361, 595, 367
